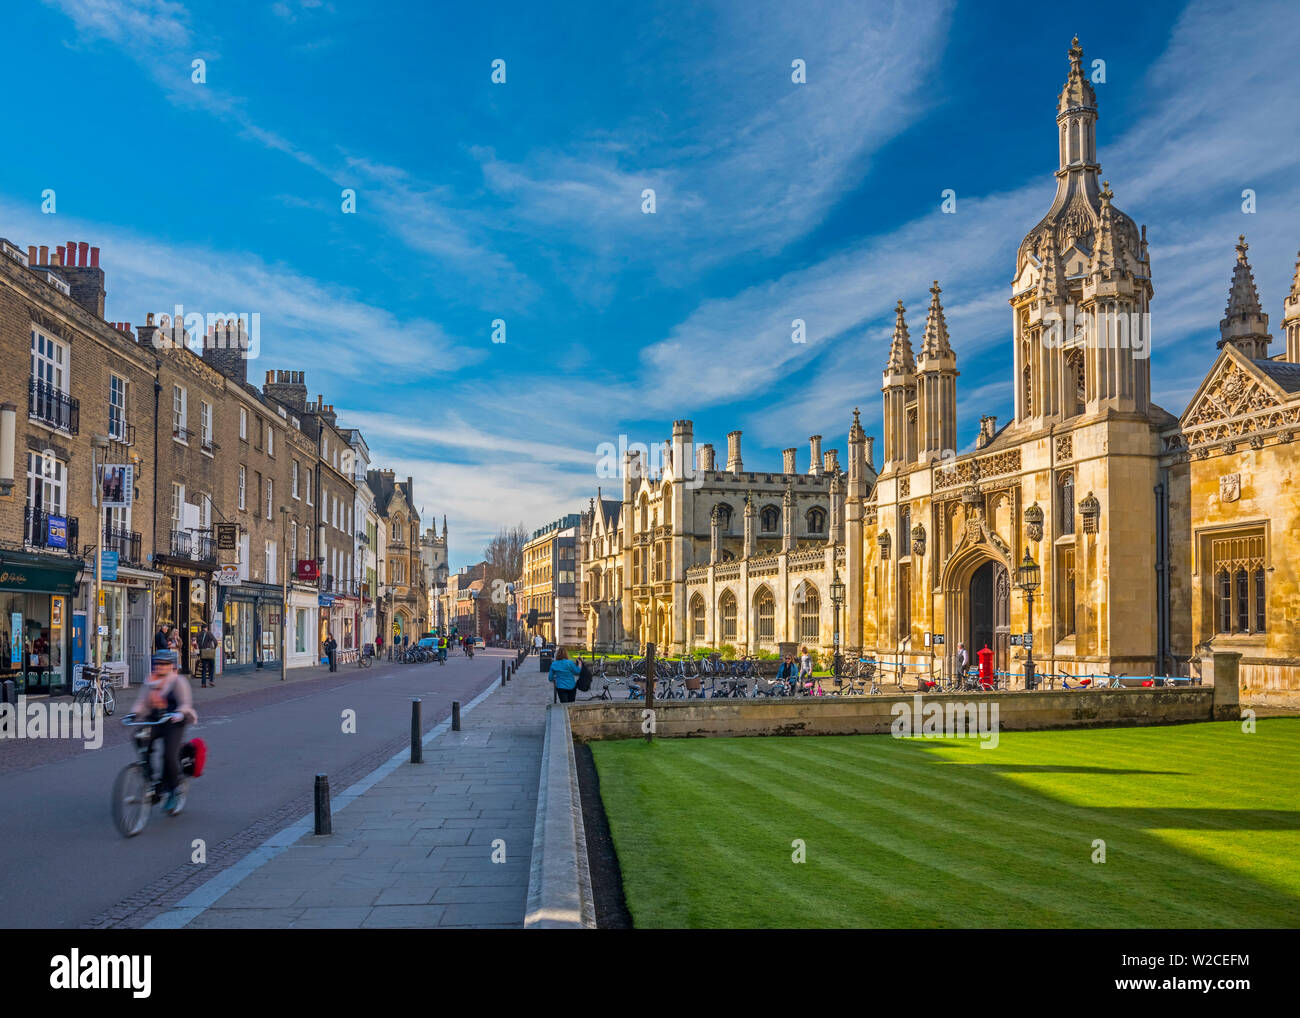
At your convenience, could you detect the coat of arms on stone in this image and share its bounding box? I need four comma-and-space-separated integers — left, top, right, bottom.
1219, 473, 1241, 503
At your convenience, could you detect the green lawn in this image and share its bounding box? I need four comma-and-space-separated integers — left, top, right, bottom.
590, 720, 1300, 928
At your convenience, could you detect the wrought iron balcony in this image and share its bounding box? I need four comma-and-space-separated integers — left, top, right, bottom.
102, 526, 143, 568
23, 505, 79, 555
169, 529, 216, 565
28, 378, 79, 434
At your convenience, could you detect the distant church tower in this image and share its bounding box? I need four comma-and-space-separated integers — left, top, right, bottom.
881, 300, 916, 471
915, 281, 957, 460
1012, 37, 1153, 424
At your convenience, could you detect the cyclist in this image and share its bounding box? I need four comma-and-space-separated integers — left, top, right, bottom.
128, 653, 198, 814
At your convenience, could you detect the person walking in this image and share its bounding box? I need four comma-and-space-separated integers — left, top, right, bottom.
798, 645, 815, 694
548, 646, 580, 704
533, 633, 542, 656
154, 623, 169, 652
198, 623, 218, 688
957, 642, 969, 683
324, 631, 338, 672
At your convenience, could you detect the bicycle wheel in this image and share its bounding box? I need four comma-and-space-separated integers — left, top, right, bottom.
112, 764, 150, 838
102, 685, 115, 717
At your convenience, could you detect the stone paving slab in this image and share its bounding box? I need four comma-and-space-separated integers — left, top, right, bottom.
159, 658, 554, 929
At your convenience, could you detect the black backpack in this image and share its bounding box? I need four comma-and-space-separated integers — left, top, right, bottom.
576, 661, 593, 692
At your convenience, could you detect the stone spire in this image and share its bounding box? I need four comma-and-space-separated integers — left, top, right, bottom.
1284, 247, 1300, 364
1038, 231, 1065, 302
1057, 36, 1097, 120
1088, 181, 1123, 279
920, 281, 953, 359
885, 300, 914, 373
849, 406, 864, 443
1218, 235, 1272, 359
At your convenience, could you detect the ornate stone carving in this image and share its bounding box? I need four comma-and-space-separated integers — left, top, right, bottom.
1220, 473, 1241, 503
1079, 491, 1100, 534
1024, 501, 1044, 542
1055, 435, 1072, 461
910, 524, 926, 557
899, 476, 910, 498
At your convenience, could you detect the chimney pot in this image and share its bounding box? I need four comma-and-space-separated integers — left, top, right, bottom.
27, 246, 36, 265
783, 448, 797, 473
89, 246, 99, 267
78, 242, 89, 267
66, 242, 76, 266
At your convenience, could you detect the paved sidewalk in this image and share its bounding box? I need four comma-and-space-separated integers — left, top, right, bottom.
165, 657, 554, 928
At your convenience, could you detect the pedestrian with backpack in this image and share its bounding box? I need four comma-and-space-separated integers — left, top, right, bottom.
199, 623, 218, 688
548, 647, 580, 704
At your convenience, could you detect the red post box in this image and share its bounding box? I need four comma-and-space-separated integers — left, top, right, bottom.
977, 645, 994, 680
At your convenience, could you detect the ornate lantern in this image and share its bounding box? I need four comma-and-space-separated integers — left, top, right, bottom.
877, 529, 891, 560
1017, 547, 1041, 594
910, 523, 926, 557
1080, 491, 1100, 534
1024, 501, 1044, 543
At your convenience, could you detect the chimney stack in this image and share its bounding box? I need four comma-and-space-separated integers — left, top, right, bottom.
823, 449, 840, 474
726, 430, 743, 474
865, 436, 875, 471
809, 435, 822, 475
697, 444, 715, 472
783, 448, 797, 474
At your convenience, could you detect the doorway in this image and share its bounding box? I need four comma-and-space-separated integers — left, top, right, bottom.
970, 561, 1010, 674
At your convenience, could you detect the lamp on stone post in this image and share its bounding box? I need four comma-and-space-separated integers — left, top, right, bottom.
1017, 546, 1041, 691
829, 565, 845, 681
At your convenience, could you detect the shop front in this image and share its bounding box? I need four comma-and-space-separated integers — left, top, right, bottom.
0, 550, 82, 695
87, 567, 158, 687
154, 557, 215, 678
285, 584, 318, 669
219, 581, 283, 673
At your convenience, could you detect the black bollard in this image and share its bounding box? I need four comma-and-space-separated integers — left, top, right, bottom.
1, 679, 13, 704
314, 774, 332, 835
452, 700, 461, 732
501, 661, 506, 687
410, 698, 422, 764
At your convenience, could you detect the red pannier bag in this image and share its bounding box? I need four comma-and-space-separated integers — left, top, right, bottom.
181, 737, 208, 778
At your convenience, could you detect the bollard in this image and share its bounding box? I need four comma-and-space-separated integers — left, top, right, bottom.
1, 679, 13, 704
410, 698, 422, 764
452, 700, 461, 732
314, 774, 332, 835
501, 661, 506, 687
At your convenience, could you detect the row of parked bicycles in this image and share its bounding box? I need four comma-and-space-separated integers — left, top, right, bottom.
579, 655, 887, 701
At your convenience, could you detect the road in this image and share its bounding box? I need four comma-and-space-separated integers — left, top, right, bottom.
0, 649, 508, 929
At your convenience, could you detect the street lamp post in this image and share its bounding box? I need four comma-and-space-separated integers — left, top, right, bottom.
1017, 547, 1041, 691
829, 564, 846, 681
280, 506, 289, 682
90, 434, 109, 671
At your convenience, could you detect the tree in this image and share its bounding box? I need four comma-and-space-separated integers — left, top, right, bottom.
483, 523, 529, 636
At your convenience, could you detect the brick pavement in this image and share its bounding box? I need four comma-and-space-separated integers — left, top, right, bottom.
150, 655, 555, 929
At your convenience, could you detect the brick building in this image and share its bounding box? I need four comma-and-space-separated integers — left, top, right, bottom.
0, 238, 160, 691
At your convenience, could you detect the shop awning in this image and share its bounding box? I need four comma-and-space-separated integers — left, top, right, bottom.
0, 549, 83, 595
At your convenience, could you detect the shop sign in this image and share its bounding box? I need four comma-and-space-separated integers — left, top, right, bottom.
9, 614, 20, 667
52, 597, 63, 626
215, 567, 240, 585
297, 560, 319, 582
47, 515, 68, 549
100, 550, 118, 583
99, 464, 134, 508
318, 594, 335, 607
215, 523, 239, 552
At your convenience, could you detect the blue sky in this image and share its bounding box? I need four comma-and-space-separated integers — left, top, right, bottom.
6, 0, 1300, 569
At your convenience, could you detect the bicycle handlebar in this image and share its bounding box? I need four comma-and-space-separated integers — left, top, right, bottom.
121, 712, 184, 726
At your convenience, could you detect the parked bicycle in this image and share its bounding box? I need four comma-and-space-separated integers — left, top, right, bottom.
74, 668, 115, 720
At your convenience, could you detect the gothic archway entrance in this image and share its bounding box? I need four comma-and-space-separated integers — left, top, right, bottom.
969, 561, 1010, 675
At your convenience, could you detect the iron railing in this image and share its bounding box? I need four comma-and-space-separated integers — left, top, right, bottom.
23, 505, 79, 555
102, 526, 143, 568
28, 378, 79, 433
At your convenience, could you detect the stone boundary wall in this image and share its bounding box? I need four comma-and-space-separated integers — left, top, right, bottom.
568, 687, 1224, 743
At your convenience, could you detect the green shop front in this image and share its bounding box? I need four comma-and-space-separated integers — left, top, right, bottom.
218, 579, 283, 673
0, 549, 83, 695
